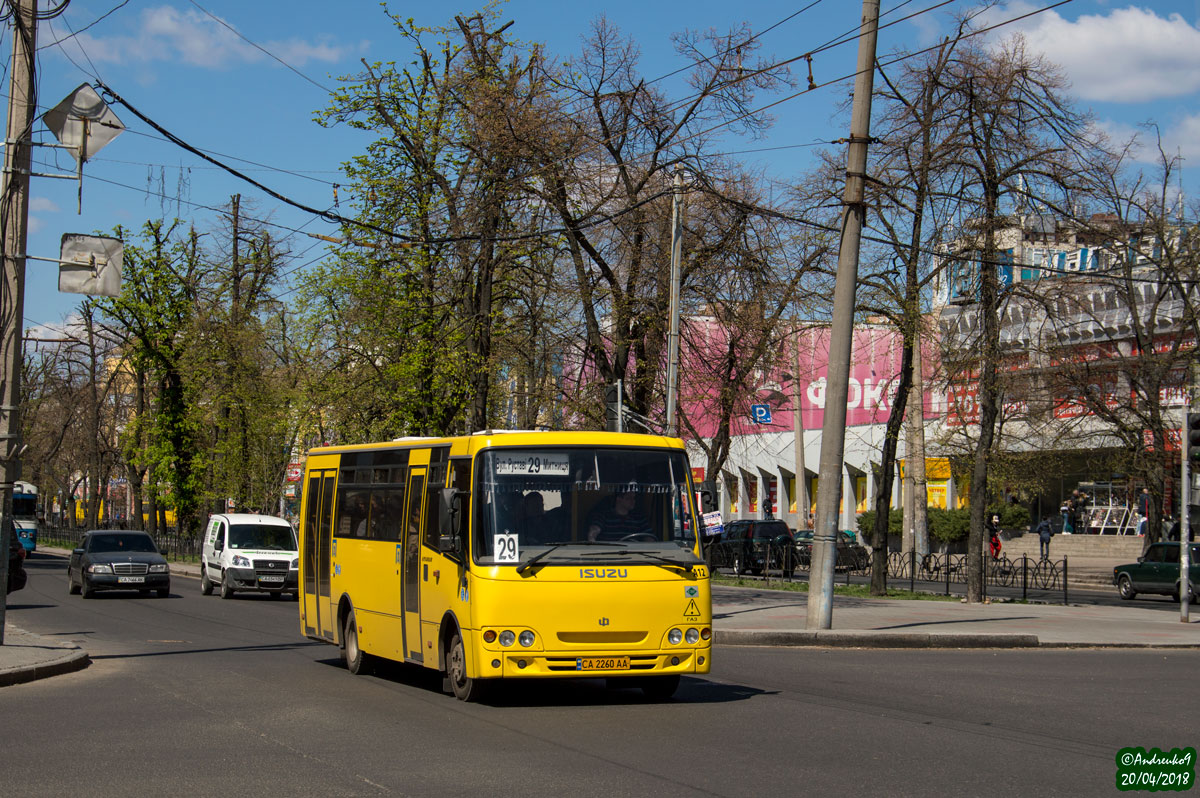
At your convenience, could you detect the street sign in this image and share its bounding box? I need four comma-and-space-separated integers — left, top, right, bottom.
58, 233, 122, 297
750, 404, 772, 424
43, 83, 125, 162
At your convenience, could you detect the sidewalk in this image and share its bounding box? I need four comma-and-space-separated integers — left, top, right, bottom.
712, 584, 1200, 648
4, 552, 1198, 689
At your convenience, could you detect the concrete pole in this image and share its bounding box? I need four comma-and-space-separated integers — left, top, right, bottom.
1181, 409, 1190, 623
0, 0, 37, 645
793, 331, 809, 529
664, 167, 684, 437
807, 0, 879, 630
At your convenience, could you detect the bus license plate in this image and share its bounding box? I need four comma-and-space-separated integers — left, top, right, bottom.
259, 575, 285, 583
117, 576, 145, 584
577, 657, 629, 671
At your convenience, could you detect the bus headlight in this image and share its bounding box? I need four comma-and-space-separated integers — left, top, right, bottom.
668, 628, 682, 645
518, 631, 535, 647
499, 630, 515, 647
685, 628, 700, 644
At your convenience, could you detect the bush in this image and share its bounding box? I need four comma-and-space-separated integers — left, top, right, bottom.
856, 509, 903, 540
857, 504, 1030, 546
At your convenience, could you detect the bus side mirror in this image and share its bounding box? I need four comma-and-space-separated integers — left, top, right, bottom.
700, 481, 718, 513
439, 488, 467, 553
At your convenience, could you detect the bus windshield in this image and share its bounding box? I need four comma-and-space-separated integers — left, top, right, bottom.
473, 446, 701, 567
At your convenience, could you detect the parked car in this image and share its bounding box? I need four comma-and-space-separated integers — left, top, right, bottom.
14, 519, 37, 553
200, 513, 299, 599
707, 519, 795, 577
6, 523, 27, 594
67, 530, 170, 598
1113, 541, 1199, 602
794, 530, 869, 571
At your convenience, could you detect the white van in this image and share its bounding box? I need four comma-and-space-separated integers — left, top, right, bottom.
200, 513, 299, 599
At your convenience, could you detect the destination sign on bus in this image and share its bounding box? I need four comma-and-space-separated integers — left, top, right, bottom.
493, 453, 570, 476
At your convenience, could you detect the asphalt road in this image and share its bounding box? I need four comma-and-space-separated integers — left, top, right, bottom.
3, 552, 1196, 797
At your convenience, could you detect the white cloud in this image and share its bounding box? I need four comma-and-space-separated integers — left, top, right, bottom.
30, 197, 59, 213
1092, 114, 1200, 165
59, 6, 350, 69
981, 4, 1200, 102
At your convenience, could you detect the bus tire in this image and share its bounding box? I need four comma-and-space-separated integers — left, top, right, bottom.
447, 630, 486, 702
200, 565, 213, 595
641, 675, 680, 700
343, 610, 371, 675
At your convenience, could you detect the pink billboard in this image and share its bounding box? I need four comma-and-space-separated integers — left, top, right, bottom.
680, 322, 941, 439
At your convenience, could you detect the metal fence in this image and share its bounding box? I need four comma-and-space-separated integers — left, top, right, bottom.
38, 524, 201, 561
705, 537, 1070, 604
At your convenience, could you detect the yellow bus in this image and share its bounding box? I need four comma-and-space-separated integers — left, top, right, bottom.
297, 430, 711, 701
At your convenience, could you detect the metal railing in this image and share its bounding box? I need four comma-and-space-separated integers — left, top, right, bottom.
37, 524, 201, 562
705, 537, 1070, 603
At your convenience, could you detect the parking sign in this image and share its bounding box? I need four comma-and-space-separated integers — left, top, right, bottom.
750, 404, 772, 424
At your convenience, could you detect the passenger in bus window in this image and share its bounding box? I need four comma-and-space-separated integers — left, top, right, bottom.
588, 490, 654, 541
519, 492, 547, 543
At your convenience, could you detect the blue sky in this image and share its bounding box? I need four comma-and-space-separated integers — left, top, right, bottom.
19, 0, 1200, 335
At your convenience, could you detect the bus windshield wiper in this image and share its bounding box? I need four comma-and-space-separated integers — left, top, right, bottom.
515, 540, 626, 574
580, 548, 697, 572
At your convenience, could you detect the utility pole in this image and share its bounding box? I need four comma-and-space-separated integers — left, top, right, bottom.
0, 0, 37, 645
807, 0, 879, 630
792, 331, 809, 529
665, 167, 684, 437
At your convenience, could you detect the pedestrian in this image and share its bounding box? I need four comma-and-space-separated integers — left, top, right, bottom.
1036, 517, 1052, 559
1061, 500, 1074, 534
987, 514, 1002, 559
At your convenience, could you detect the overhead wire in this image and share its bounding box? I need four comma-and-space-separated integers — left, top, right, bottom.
185, 0, 333, 93
35, 1, 1076, 256
37, 0, 127, 51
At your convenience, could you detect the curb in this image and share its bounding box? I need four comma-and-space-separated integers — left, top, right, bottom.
714, 630, 1040, 648
0, 644, 90, 687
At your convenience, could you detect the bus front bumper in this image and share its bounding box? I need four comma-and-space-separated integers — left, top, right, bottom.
476, 646, 712, 679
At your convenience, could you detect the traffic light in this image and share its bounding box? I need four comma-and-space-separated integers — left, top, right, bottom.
605, 382, 622, 432
699, 480, 718, 513
1188, 412, 1200, 465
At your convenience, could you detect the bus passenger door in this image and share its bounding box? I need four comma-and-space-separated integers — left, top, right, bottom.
303, 469, 337, 640
403, 469, 425, 663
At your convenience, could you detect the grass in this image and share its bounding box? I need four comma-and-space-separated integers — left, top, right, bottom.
711, 572, 961, 601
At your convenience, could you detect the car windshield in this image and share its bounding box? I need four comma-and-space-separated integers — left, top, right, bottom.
89, 533, 158, 553
751, 523, 790, 539
229, 523, 296, 550
473, 446, 701, 567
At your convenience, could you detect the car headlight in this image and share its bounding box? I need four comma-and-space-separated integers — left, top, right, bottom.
668, 628, 683, 645
149, 563, 169, 573
498, 630, 515, 647
87, 563, 113, 574
290, 558, 299, 569
518, 630, 535, 647
231, 555, 251, 567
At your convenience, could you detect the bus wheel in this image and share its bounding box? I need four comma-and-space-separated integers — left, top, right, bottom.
447, 631, 486, 702
641, 675, 680, 700
343, 610, 371, 675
